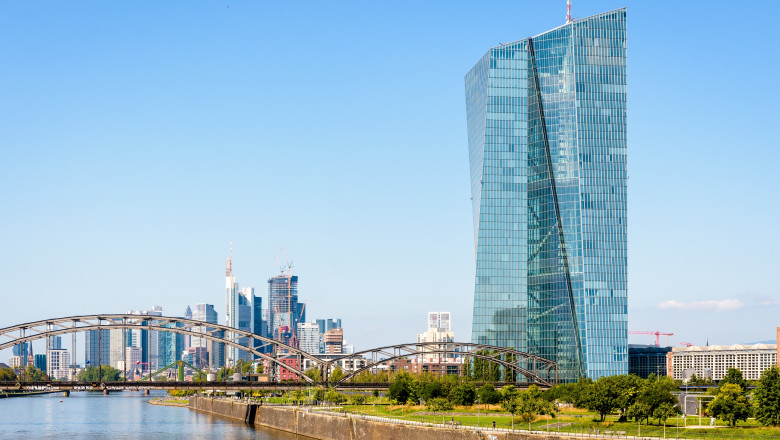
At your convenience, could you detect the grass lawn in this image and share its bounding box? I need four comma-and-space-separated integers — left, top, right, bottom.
334, 404, 780, 438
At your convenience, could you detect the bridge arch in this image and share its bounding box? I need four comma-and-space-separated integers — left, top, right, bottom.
324, 342, 558, 386
0, 314, 325, 383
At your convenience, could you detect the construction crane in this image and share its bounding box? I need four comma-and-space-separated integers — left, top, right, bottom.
679, 342, 693, 347
629, 330, 674, 347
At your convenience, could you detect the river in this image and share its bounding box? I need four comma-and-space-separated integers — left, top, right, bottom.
0, 391, 304, 439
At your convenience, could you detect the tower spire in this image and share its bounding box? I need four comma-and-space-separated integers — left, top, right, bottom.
566, 0, 572, 23
226, 241, 233, 276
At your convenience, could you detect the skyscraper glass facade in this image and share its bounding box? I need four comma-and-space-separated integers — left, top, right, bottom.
466, 8, 627, 381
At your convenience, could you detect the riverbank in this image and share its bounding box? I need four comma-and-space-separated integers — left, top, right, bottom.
188, 395, 605, 440
0, 390, 58, 399
148, 397, 189, 407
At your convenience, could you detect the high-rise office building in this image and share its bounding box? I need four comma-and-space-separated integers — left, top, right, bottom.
12, 343, 29, 367
427, 312, 451, 331
34, 354, 47, 373
297, 322, 320, 354
109, 330, 125, 369
324, 328, 344, 355
47, 349, 70, 380
237, 287, 254, 363
465, 8, 628, 381
225, 249, 240, 365
184, 305, 193, 351
85, 329, 111, 367
268, 274, 304, 350
192, 303, 224, 369
127, 306, 163, 373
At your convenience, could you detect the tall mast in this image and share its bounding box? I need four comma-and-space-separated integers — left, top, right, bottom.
566, 0, 572, 23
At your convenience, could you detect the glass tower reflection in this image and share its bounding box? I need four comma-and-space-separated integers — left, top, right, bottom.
466, 8, 627, 381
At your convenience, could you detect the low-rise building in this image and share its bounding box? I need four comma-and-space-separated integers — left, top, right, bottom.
628, 344, 672, 379
670, 343, 777, 381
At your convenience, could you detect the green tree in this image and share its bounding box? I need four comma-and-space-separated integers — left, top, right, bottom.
330, 367, 344, 383
23, 365, 48, 381
255, 364, 264, 374
305, 367, 322, 382
291, 389, 304, 403
154, 375, 167, 382
627, 402, 652, 424
324, 388, 346, 404
420, 380, 444, 401
477, 383, 502, 405
313, 387, 326, 402
754, 365, 780, 426
426, 397, 454, 413
584, 376, 622, 421
611, 375, 644, 421
499, 385, 519, 403
0, 367, 17, 381
349, 394, 367, 405
77, 365, 122, 382
708, 383, 751, 427
720, 368, 748, 393
449, 383, 476, 406
388, 372, 414, 404
635, 375, 677, 422
653, 402, 676, 425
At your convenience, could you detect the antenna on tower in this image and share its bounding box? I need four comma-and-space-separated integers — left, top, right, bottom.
566, 0, 572, 23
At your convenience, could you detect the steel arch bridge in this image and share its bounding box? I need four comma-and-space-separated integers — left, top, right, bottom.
0, 315, 559, 387
324, 342, 558, 387
0, 314, 322, 383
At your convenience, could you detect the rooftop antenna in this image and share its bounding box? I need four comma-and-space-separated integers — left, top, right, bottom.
566, 0, 572, 23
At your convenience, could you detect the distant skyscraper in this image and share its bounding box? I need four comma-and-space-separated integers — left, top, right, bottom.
253, 293, 268, 356
323, 328, 344, 355
297, 322, 320, 354
85, 329, 111, 367
237, 287, 254, 363
427, 312, 451, 331
34, 354, 46, 373
193, 303, 224, 369
127, 306, 163, 372
50, 336, 62, 350
268, 274, 303, 350
465, 8, 628, 381
12, 343, 29, 367
316, 318, 342, 353
184, 305, 193, 350
47, 349, 70, 380
109, 330, 124, 369
225, 248, 240, 365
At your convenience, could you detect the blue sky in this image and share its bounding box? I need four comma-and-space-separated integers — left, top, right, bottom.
1, 1, 778, 363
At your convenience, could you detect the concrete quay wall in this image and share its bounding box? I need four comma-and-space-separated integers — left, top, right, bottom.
188, 396, 594, 440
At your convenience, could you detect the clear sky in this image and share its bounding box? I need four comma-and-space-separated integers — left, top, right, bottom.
1, 1, 778, 363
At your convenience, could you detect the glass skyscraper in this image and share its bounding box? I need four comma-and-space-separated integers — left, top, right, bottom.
466, 8, 627, 381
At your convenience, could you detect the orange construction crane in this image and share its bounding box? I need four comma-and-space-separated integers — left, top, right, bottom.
629, 330, 674, 347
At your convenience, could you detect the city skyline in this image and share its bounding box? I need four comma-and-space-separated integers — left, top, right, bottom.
1, 1, 779, 364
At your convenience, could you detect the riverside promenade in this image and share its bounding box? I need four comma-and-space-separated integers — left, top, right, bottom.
188, 395, 613, 440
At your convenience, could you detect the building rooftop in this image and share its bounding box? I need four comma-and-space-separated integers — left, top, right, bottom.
672, 343, 777, 353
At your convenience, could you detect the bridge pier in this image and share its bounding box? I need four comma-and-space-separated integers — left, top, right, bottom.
103, 389, 110, 395
62, 390, 69, 397
144, 390, 149, 395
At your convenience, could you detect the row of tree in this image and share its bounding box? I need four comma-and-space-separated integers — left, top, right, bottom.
0, 365, 49, 381
705, 366, 780, 427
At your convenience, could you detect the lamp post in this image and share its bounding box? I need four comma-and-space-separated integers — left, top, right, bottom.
476, 397, 480, 428
673, 404, 679, 439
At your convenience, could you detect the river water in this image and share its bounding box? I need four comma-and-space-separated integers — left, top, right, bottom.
0, 391, 304, 439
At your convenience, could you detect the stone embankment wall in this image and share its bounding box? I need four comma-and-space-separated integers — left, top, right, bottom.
188, 396, 594, 440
